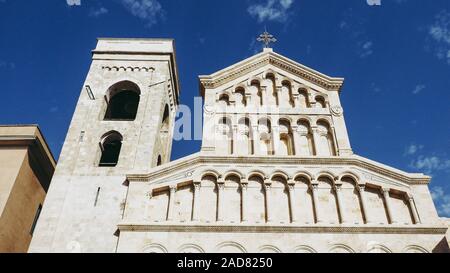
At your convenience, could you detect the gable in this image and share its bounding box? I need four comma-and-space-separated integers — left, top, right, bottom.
199, 49, 345, 96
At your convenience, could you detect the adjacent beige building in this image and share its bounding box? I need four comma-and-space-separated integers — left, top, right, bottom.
29, 38, 449, 253
0, 125, 56, 252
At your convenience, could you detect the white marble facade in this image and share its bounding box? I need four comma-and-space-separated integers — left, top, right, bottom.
29, 39, 449, 253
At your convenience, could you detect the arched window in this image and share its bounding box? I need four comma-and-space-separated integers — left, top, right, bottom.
237, 118, 253, 155
250, 80, 263, 106
157, 155, 162, 166
224, 174, 241, 222
104, 81, 141, 120
317, 176, 339, 224
298, 88, 310, 108
247, 175, 266, 223
161, 104, 170, 131
216, 117, 233, 155
218, 94, 230, 107
316, 120, 336, 156
159, 104, 170, 163
234, 87, 246, 106
340, 176, 364, 224
280, 81, 294, 107
258, 118, 273, 155
200, 175, 218, 222
278, 119, 294, 156
99, 131, 123, 167
271, 175, 290, 223
265, 73, 278, 106
296, 119, 315, 156
315, 96, 326, 108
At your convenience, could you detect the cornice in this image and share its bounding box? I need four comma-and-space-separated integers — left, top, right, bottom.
0, 133, 56, 192
126, 154, 430, 185
199, 51, 344, 96
118, 223, 447, 235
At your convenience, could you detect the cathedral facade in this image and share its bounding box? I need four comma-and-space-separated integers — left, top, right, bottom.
29, 38, 449, 253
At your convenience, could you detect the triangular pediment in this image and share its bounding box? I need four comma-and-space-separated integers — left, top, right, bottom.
199, 49, 344, 96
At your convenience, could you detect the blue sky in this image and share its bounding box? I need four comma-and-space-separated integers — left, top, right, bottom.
0, 0, 449, 216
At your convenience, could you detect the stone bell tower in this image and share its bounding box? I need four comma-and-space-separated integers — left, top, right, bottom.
29, 38, 180, 252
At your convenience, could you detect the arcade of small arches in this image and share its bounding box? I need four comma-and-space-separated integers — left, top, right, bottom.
215, 116, 336, 156
141, 242, 429, 253
216, 72, 328, 109
146, 170, 422, 227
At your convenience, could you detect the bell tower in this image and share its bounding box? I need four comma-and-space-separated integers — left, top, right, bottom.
29, 38, 179, 252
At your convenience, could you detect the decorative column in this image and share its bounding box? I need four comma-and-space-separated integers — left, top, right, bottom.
192, 181, 201, 221
261, 86, 267, 106
245, 93, 252, 107
309, 94, 316, 108
334, 182, 346, 224
381, 188, 396, 224
311, 126, 320, 156
216, 180, 225, 222
264, 179, 272, 223
272, 125, 280, 156
276, 86, 282, 106
252, 125, 261, 155
357, 184, 371, 224
232, 125, 238, 155
167, 185, 177, 221
407, 193, 421, 224
292, 93, 300, 109
241, 179, 248, 222
287, 180, 297, 223
292, 126, 302, 156
310, 181, 321, 223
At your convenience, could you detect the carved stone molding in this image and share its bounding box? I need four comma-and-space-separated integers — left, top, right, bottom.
118, 223, 448, 235
102, 66, 155, 72
199, 52, 344, 96
331, 105, 343, 117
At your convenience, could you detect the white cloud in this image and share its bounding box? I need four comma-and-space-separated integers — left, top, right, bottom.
121, 0, 164, 27
66, 0, 81, 6
404, 144, 423, 156
370, 82, 381, 93
428, 10, 450, 65
248, 0, 294, 23
0, 60, 15, 70
409, 155, 450, 174
339, 9, 375, 58
89, 7, 108, 17
412, 84, 426, 95
359, 41, 373, 58
431, 187, 450, 216
49, 106, 59, 113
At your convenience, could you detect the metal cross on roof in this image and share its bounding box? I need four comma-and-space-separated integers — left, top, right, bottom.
257, 31, 277, 48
